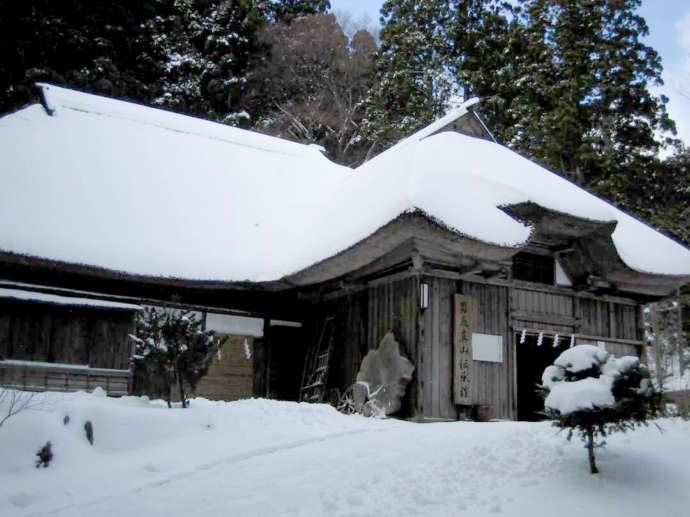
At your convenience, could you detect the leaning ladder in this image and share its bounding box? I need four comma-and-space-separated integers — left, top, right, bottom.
299, 316, 335, 402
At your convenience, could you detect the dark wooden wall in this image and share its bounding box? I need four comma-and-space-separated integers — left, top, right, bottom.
326, 277, 420, 415
512, 285, 639, 340
0, 300, 135, 369
460, 281, 515, 419
419, 276, 454, 420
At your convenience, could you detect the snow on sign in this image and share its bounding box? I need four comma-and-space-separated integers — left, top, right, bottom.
453, 295, 474, 405
472, 333, 503, 363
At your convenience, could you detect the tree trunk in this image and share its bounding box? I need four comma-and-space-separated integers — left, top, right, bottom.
178, 373, 187, 409
586, 426, 598, 474
651, 303, 666, 390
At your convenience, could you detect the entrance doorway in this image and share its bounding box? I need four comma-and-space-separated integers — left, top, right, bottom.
516, 332, 571, 421
266, 325, 307, 401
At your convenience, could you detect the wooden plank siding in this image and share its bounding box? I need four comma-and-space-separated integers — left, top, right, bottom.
325, 276, 421, 415
512, 288, 573, 317
460, 281, 515, 420
419, 276, 455, 419
511, 287, 639, 343
0, 361, 131, 396
578, 298, 610, 337
194, 335, 254, 401
613, 304, 638, 340
0, 300, 135, 369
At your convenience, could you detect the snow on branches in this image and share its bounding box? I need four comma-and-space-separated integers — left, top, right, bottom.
130, 307, 225, 408
541, 345, 664, 473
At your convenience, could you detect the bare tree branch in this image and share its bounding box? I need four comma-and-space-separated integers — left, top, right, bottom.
0, 388, 38, 427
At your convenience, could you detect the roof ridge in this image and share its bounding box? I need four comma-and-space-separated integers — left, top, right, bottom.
36, 83, 322, 159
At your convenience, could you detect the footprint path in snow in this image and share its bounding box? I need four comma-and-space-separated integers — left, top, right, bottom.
319, 425, 572, 516
23, 426, 399, 517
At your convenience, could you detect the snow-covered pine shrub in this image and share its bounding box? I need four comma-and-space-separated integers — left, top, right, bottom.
541, 345, 664, 473
130, 308, 225, 408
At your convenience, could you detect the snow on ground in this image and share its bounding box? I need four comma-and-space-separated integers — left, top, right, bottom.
1, 389, 689, 517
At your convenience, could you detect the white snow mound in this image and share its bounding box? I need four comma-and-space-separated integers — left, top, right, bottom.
2, 389, 690, 516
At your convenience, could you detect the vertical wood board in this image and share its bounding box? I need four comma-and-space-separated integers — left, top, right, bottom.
453, 294, 474, 405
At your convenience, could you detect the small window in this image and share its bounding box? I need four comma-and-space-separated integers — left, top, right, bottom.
555, 260, 572, 286
513, 252, 554, 284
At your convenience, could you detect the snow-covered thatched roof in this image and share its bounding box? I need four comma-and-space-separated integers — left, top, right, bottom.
355, 128, 690, 276
1, 84, 688, 294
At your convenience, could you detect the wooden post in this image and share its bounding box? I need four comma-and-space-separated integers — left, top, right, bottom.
263, 317, 271, 398
508, 287, 517, 419
416, 275, 425, 417
677, 288, 685, 376
453, 294, 475, 405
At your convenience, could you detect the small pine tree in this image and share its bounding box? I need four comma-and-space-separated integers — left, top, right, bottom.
130, 308, 225, 408
541, 345, 664, 474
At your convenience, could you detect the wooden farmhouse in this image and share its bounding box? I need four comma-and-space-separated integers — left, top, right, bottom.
1, 84, 689, 420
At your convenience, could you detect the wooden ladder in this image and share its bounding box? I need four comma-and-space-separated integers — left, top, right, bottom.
299, 316, 335, 402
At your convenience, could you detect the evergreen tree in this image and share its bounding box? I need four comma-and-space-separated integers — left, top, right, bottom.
0, 0, 328, 122
363, 1, 675, 185
599, 149, 690, 246
143, 0, 264, 124
541, 345, 664, 474
501, 0, 677, 187
130, 308, 225, 408
0, 0, 164, 113
361, 0, 457, 155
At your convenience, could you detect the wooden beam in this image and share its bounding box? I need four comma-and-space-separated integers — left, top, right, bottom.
575, 334, 643, 347
510, 328, 643, 348
510, 310, 580, 327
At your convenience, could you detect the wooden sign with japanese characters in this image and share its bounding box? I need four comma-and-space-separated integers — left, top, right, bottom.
453, 294, 474, 405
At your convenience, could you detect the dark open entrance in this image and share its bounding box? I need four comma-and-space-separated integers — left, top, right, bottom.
265, 325, 308, 401
516, 332, 571, 421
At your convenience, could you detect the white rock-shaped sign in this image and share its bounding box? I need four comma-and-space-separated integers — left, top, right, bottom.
353, 332, 415, 416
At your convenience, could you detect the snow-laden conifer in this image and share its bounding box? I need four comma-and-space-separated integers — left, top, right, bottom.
541, 345, 664, 473
130, 307, 225, 408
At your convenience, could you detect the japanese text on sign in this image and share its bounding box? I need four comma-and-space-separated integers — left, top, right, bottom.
453, 294, 474, 404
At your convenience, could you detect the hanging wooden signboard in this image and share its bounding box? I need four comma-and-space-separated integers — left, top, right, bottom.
453, 294, 475, 405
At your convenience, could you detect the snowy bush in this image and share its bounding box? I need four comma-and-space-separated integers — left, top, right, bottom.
130, 308, 225, 408
541, 345, 664, 473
